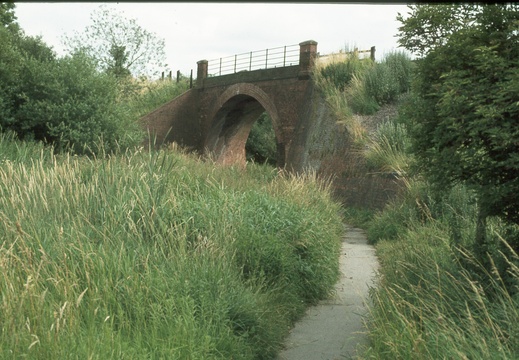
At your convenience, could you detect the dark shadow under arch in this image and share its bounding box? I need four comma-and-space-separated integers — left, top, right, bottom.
204, 83, 284, 167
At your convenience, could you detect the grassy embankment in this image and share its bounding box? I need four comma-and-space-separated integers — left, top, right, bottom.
320, 53, 519, 357
0, 79, 344, 359
356, 117, 519, 359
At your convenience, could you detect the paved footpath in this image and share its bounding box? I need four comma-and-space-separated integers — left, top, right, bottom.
277, 226, 379, 360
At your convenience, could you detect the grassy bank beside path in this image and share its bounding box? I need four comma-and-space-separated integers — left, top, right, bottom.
0, 134, 344, 359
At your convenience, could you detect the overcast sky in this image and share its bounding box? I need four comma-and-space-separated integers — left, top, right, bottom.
14, 2, 411, 76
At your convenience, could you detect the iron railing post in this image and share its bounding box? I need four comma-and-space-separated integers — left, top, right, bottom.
249, 51, 252, 71
265, 49, 268, 69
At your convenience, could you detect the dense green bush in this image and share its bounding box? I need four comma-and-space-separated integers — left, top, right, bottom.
15, 52, 140, 154
397, 4, 519, 257
364, 51, 412, 105
0, 24, 143, 155
245, 112, 277, 166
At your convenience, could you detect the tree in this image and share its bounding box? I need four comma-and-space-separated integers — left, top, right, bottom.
63, 5, 166, 78
396, 4, 481, 58
106, 44, 131, 78
0, 5, 141, 155
0, 2, 18, 31
397, 5, 519, 252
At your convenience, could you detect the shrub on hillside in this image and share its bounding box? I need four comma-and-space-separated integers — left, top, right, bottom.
364, 51, 413, 105
0, 26, 142, 155
314, 50, 413, 121
15, 52, 141, 154
318, 54, 373, 91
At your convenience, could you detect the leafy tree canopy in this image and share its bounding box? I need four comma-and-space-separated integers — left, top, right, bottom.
0, 5, 141, 155
397, 5, 519, 231
0, 2, 17, 31
63, 5, 167, 78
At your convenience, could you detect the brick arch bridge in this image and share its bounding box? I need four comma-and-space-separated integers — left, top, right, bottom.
140, 40, 320, 169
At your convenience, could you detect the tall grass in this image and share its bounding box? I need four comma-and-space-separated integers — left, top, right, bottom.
364, 199, 519, 359
0, 136, 344, 359
313, 50, 413, 143
364, 120, 413, 177
344, 102, 519, 358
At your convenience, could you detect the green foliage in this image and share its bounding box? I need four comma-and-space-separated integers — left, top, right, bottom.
0, 2, 18, 31
396, 4, 481, 57
313, 50, 413, 142
318, 54, 373, 92
366, 226, 519, 359
0, 137, 344, 359
63, 5, 166, 78
245, 112, 277, 166
106, 43, 131, 78
397, 4, 519, 249
344, 74, 380, 115
359, 181, 519, 359
0, 11, 171, 156
0, 130, 52, 164
1, 47, 141, 154
342, 207, 375, 229
364, 118, 413, 176
364, 51, 413, 105
123, 78, 190, 120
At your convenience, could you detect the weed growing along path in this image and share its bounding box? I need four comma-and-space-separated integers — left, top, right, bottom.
278, 226, 378, 360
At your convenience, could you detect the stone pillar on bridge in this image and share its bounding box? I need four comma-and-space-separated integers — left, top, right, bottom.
298, 40, 318, 79
197, 60, 208, 88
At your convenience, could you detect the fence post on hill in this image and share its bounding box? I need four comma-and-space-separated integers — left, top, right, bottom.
298, 40, 318, 79
197, 60, 208, 88
177, 70, 180, 83
370, 46, 376, 61
190, 69, 193, 89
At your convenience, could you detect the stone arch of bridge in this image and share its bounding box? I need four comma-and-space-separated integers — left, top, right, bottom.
204, 83, 284, 167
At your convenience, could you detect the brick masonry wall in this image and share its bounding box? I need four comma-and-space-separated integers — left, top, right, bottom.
140, 89, 202, 151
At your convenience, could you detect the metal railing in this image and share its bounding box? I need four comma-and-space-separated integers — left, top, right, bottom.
207, 44, 300, 77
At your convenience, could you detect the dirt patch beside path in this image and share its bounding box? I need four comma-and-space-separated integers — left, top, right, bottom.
277, 226, 378, 360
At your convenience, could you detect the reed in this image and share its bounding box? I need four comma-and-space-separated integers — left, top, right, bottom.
0, 136, 344, 359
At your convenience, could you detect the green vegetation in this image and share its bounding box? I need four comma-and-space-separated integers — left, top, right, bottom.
398, 4, 519, 253
313, 49, 413, 141
63, 5, 167, 79
0, 133, 343, 359
356, 177, 519, 358
4, 3, 518, 359
245, 112, 277, 166
0, 3, 187, 156
346, 104, 519, 359
0, 6, 345, 358
337, 5, 519, 358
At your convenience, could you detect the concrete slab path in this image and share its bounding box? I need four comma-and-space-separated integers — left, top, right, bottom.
277, 226, 379, 360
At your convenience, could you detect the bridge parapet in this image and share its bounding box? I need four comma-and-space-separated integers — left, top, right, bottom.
207, 44, 300, 76
196, 40, 318, 88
